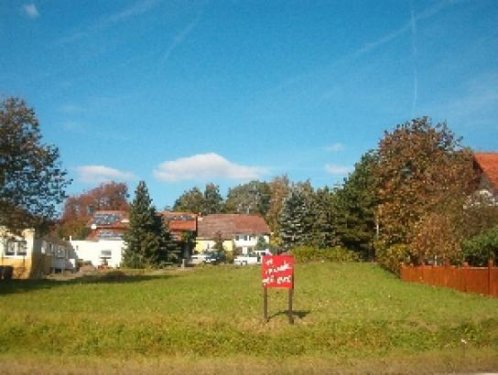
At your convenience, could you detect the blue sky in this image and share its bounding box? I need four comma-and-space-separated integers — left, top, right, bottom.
2, 0, 498, 208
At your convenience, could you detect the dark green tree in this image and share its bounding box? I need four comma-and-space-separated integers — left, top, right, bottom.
123, 181, 177, 268
334, 151, 379, 258
0, 97, 71, 233
202, 183, 224, 214
310, 186, 337, 249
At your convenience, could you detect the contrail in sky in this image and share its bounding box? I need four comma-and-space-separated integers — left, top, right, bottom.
160, 14, 202, 65
410, 1, 419, 117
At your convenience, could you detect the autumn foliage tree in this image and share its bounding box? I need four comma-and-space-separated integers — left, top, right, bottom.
57, 181, 129, 239
373, 117, 475, 267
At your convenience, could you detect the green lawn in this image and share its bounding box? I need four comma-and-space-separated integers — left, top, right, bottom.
1, 262, 497, 374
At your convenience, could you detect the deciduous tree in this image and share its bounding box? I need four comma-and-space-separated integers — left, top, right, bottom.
373, 117, 475, 265
57, 181, 129, 239
0, 97, 70, 233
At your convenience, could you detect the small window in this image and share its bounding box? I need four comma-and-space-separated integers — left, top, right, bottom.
101, 250, 112, 257
5, 240, 27, 256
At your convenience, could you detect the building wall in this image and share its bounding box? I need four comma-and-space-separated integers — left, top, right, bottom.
0, 228, 68, 279
71, 239, 125, 268
195, 239, 234, 253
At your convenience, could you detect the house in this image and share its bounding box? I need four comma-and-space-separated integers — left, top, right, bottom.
0, 227, 75, 279
473, 152, 498, 204
195, 214, 270, 255
70, 210, 129, 268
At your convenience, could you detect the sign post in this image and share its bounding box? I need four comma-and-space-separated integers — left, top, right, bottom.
261, 255, 295, 324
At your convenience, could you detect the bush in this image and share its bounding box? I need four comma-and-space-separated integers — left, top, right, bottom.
462, 227, 498, 266
375, 242, 410, 274
291, 246, 360, 263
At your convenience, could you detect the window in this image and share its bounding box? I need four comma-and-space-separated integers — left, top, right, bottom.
101, 250, 112, 258
4, 240, 27, 257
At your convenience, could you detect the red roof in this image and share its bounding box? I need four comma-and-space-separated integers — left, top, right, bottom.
197, 214, 270, 239
160, 212, 198, 233
474, 152, 498, 192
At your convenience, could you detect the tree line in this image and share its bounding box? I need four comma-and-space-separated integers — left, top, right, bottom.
2, 97, 498, 271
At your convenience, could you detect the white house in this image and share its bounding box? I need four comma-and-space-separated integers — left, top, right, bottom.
70, 239, 124, 268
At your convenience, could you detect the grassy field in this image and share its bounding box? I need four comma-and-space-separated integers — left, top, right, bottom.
1, 262, 497, 374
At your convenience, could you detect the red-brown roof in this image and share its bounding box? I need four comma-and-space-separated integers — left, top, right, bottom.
474, 152, 498, 192
197, 214, 270, 239
160, 212, 198, 233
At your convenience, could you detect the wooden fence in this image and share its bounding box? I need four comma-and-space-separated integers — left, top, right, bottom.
400, 261, 498, 297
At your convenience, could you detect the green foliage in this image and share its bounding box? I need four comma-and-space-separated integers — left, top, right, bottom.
375, 242, 410, 274
266, 175, 290, 243
278, 184, 313, 250
291, 245, 360, 263
123, 181, 177, 268
462, 227, 498, 266
334, 151, 379, 258
202, 183, 224, 214
254, 235, 268, 251
310, 187, 337, 249
225, 180, 271, 216
172, 187, 204, 213
172, 183, 224, 215
0, 97, 71, 233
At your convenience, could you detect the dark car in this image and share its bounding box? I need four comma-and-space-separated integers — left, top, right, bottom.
205, 252, 225, 264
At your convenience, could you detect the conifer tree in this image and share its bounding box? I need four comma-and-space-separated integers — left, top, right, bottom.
123, 181, 176, 268
279, 185, 312, 250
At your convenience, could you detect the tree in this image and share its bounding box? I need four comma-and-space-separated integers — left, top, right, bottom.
225, 180, 271, 216
202, 183, 224, 215
310, 186, 337, 249
57, 181, 129, 239
173, 187, 204, 213
0, 97, 70, 233
266, 175, 290, 243
373, 117, 475, 265
333, 151, 379, 258
279, 184, 313, 250
123, 181, 176, 268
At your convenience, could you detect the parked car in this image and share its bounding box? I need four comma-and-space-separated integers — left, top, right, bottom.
205, 252, 225, 264
189, 254, 209, 265
234, 254, 261, 266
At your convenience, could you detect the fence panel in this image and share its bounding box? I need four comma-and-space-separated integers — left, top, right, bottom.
401, 263, 497, 298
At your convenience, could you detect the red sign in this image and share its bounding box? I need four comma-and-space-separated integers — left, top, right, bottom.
262, 255, 294, 289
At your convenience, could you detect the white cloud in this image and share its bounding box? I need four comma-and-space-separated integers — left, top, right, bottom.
325, 143, 345, 152
22, 4, 39, 19
154, 153, 266, 182
324, 164, 353, 176
77, 165, 136, 184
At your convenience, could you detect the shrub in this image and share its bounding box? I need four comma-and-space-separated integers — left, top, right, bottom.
375, 241, 410, 274
291, 246, 360, 263
462, 227, 498, 266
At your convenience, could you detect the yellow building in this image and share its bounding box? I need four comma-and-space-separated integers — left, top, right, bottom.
0, 227, 74, 279
195, 214, 270, 255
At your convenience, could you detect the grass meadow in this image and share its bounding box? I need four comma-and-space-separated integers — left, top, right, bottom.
1, 262, 498, 374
